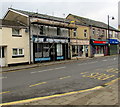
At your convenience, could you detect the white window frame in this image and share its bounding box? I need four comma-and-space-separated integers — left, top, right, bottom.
12, 28, 21, 36
12, 48, 24, 56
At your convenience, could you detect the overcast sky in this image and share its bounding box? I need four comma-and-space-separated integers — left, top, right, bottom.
1, 0, 120, 29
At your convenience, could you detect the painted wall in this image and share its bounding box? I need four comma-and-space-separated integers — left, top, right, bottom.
1, 27, 30, 66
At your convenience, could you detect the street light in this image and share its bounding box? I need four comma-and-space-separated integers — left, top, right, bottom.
108, 15, 115, 39
107, 15, 115, 55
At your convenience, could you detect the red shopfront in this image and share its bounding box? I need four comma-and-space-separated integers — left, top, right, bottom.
90, 39, 108, 57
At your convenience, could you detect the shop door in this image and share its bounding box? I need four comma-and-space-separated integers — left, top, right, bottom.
50, 44, 56, 61
0, 47, 5, 67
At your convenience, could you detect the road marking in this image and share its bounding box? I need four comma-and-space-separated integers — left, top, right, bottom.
0, 77, 7, 79
82, 72, 115, 81
80, 72, 88, 74
0, 91, 10, 95
0, 86, 103, 105
78, 61, 98, 66
29, 82, 47, 87
31, 66, 66, 74
89, 61, 98, 64
59, 76, 71, 80
102, 60, 107, 61
106, 68, 118, 73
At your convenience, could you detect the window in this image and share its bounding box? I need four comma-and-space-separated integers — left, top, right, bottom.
57, 44, 63, 56
109, 31, 113, 38
12, 28, 21, 37
73, 29, 77, 37
72, 45, 78, 57
92, 29, 95, 35
40, 26, 44, 35
0, 47, 4, 58
84, 30, 87, 37
12, 48, 24, 58
57, 27, 61, 35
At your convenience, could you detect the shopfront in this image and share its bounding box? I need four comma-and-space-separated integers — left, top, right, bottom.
108, 39, 120, 55
32, 35, 69, 62
90, 39, 108, 57
70, 39, 89, 58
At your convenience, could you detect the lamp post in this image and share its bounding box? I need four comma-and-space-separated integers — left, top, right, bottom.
107, 15, 114, 55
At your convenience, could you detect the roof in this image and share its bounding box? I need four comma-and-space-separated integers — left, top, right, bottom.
67, 14, 119, 31
8, 8, 70, 23
0, 19, 26, 27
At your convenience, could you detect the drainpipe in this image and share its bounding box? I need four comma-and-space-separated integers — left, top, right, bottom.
28, 16, 31, 64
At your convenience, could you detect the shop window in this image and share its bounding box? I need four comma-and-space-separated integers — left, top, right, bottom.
95, 46, 103, 54
12, 48, 24, 58
12, 28, 21, 37
35, 43, 43, 58
43, 44, 50, 57
72, 45, 78, 57
0, 47, 4, 58
57, 44, 63, 56
84, 30, 87, 37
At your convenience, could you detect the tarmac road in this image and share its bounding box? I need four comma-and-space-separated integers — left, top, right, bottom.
1, 55, 119, 103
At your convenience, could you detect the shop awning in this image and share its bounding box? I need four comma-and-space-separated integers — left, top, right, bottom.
90, 39, 108, 45
108, 39, 120, 44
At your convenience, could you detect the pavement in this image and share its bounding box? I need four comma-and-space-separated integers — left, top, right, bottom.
1, 57, 88, 72
19, 78, 119, 105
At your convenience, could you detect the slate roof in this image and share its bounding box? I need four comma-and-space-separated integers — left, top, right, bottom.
67, 14, 119, 31
0, 19, 26, 27
8, 8, 70, 23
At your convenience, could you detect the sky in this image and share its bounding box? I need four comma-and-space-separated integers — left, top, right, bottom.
0, 0, 120, 29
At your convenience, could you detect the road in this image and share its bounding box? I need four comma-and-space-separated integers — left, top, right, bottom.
1, 55, 119, 103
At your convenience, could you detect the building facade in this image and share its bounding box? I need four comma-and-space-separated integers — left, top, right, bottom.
66, 14, 120, 57
0, 19, 30, 67
3, 8, 76, 65
67, 15, 90, 59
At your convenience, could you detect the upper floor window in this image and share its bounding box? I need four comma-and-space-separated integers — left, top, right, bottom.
115, 32, 118, 38
109, 31, 113, 38
57, 27, 61, 36
40, 26, 44, 35
84, 29, 87, 37
12, 28, 21, 37
97, 29, 100, 36
92, 29, 95, 35
73, 29, 77, 37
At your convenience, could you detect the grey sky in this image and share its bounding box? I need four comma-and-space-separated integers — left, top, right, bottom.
1, 0, 120, 29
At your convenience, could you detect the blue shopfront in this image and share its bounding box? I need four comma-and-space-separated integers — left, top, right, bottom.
32, 35, 69, 62
108, 39, 120, 55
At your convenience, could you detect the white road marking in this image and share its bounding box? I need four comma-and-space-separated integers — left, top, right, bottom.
0, 77, 7, 79
31, 66, 66, 74
78, 61, 98, 65
102, 60, 107, 61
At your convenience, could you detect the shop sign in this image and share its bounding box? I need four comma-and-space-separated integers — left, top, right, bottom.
108, 39, 120, 44
71, 39, 89, 45
46, 38, 68, 43
93, 41, 108, 44
33, 37, 44, 43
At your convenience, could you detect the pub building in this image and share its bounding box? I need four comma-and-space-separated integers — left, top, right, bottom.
90, 39, 109, 57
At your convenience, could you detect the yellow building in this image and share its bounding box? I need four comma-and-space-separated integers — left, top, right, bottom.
67, 15, 90, 59
0, 19, 30, 67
